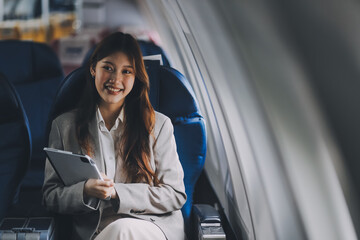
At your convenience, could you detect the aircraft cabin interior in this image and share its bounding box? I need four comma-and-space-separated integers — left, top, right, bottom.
1, 0, 360, 240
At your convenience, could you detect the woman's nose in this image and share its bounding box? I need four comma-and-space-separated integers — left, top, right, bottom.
112, 71, 123, 83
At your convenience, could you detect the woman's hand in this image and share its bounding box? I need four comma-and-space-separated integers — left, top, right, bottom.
83, 173, 116, 200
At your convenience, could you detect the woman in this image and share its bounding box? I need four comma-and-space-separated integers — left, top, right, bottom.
42, 32, 187, 240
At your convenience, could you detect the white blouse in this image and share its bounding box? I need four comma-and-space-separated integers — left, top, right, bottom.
95, 107, 125, 180
95, 107, 126, 231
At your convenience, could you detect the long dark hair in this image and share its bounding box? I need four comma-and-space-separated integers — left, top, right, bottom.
76, 32, 158, 185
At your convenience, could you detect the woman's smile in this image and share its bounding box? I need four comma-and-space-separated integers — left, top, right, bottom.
104, 83, 124, 94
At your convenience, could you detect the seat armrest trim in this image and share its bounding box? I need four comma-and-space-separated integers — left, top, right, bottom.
193, 204, 221, 223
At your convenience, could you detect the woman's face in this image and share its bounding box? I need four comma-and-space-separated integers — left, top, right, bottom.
91, 51, 135, 110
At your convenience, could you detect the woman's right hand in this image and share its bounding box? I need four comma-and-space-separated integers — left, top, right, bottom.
83, 173, 114, 200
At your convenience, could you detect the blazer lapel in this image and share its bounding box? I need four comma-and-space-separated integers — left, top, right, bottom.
81, 114, 105, 173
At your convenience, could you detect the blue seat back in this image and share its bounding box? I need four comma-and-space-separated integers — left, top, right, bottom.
0, 73, 31, 221
0, 40, 64, 188
48, 60, 206, 235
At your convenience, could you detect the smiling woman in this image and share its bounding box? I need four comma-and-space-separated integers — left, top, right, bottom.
42, 32, 187, 240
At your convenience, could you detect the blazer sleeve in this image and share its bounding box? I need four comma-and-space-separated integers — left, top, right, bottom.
42, 118, 100, 214
112, 117, 187, 215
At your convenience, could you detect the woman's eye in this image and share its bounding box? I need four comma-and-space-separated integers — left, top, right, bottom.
123, 70, 132, 74
103, 66, 113, 71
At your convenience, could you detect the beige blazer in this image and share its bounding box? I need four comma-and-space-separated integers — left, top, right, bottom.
42, 110, 187, 240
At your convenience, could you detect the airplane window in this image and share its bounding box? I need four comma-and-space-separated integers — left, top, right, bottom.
4, 0, 18, 19
173, 1, 357, 240
4, 0, 15, 15
13, 0, 38, 19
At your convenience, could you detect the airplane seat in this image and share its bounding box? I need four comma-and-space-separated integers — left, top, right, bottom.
0, 73, 32, 221
144, 60, 206, 231
0, 40, 64, 191
47, 60, 223, 239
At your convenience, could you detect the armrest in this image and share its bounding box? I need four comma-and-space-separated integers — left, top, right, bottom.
193, 204, 226, 240
0, 217, 55, 240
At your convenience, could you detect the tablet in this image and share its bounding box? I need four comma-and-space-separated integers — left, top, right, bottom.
44, 147, 103, 186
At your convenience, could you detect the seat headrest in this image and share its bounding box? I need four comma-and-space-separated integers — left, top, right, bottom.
145, 60, 201, 120
0, 40, 63, 84
159, 66, 201, 120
